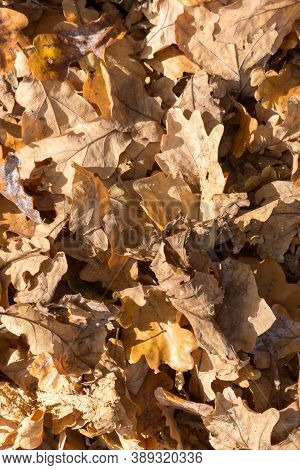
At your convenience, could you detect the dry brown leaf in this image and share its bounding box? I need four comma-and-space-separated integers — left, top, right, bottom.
241, 257, 300, 321
146, 45, 201, 80
0, 297, 114, 375
16, 119, 131, 195
100, 37, 164, 134
251, 64, 300, 117
133, 172, 200, 230
204, 387, 280, 449
232, 103, 258, 158
0, 236, 67, 304
141, 0, 184, 59
121, 288, 198, 372
37, 372, 120, 437
0, 382, 44, 450
69, 164, 110, 250
28, 13, 123, 82
151, 244, 242, 380
177, 73, 223, 132
253, 304, 300, 369
217, 258, 275, 352
16, 77, 98, 144
155, 387, 213, 417
156, 108, 225, 220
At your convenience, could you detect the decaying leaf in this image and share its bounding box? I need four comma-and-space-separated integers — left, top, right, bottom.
204, 387, 280, 450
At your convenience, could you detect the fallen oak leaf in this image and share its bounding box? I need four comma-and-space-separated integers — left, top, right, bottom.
133, 172, 200, 230
15, 77, 98, 144
204, 387, 280, 450
0, 382, 44, 450
216, 258, 275, 352
0, 297, 115, 375
16, 119, 131, 196
251, 64, 300, 117
252, 304, 300, 369
37, 372, 121, 437
121, 288, 198, 373
62, 0, 99, 25
232, 102, 258, 158
141, 0, 184, 59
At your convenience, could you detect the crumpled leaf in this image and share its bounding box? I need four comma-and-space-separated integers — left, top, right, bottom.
37, 372, 120, 437
253, 304, 300, 369
0, 297, 115, 375
204, 387, 280, 450
217, 258, 275, 352
151, 244, 242, 380
156, 108, 225, 220
0, 236, 67, 304
0, 382, 44, 450
251, 64, 300, 117
133, 171, 200, 230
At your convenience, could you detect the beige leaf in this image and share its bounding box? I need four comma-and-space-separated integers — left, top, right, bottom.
217, 258, 275, 352
0, 237, 67, 305
204, 387, 280, 450
240, 257, 300, 321
253, 305, 300, 369
141, 0, 184, 59
189, 349, 216, 402
156, 108, 225, 216
14, 409, 44, 450
133, 172, 200, 230
176, 6, 239, 82
251, 64, 300, 117
37, 372, 120, 437
177, 73, 223, 132
16, 119, 131, 195
121, 288, 198, 373
272, 401, 300, 444
16, 77, 98, 144
216, 0, 300, 54
146, 45, 201, 80
69, 164, 110, 251
234, 181, 300, 261
0, 382, 43, 450
273, 427, 300, 450
232, 102, 258, 158
100, 38, 164, 134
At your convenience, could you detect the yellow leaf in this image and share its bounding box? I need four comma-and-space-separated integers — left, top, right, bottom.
122, 288, 197, 372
